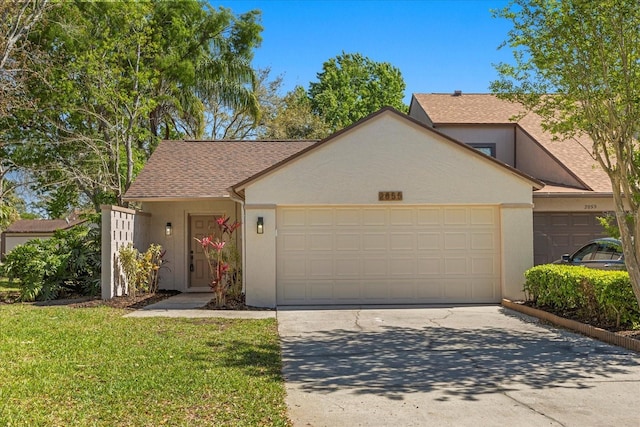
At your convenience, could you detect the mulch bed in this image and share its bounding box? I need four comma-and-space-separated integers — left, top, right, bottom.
522, 301, 640, 341
201, 293, 273, 311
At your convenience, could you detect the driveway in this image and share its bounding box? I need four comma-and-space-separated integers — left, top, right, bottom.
277, 306, 640, 427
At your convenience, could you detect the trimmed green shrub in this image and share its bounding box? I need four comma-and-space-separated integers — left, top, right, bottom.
524, 264, 640, 328
0, 221, 101, 301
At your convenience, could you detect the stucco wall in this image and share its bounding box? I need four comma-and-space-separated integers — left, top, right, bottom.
242, 112, 536, 307
245, 114, 534, 206
515, 128, 583, 188
500, 205, 534, 300
533, 195, 614, 212
244, 206, 276, 306
434, 125, 516, 167
407, 101, 433, 127
139, 199, 239, 292
2, 234, 53, 255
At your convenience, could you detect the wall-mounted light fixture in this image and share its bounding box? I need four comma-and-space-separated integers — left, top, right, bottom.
257, 217, 264, 234
165, 222, 172, 236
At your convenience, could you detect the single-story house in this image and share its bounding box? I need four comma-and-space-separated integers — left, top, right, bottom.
1, 216, 86, 261
106, 106, 549, 307
408, 93, 612, 265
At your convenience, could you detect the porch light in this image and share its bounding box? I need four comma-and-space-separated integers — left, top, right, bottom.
257, 217, 264, 234
165, 222, 172, 236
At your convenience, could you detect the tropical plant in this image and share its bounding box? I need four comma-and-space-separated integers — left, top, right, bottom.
194, 215, 241, 308
117, 243, 167, 297
0, 220, 101, 301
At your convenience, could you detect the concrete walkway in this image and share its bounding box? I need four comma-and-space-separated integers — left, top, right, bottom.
277, 305, 640, 427
123, 293, 275, 319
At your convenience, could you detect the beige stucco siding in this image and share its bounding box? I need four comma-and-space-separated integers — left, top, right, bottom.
434, 125, 516, 167
139, 199, 239, 291
3, 234, 53, 254
245, 114, 533, 206
242, 112, 536, 307
408, 100, 433, 127
515, 128, 583, 188
533, 195, 614, 212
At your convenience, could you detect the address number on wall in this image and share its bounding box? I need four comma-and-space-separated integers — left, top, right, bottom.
378, 191, 403, 201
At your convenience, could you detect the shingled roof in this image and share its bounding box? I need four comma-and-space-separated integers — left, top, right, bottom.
124, 140, 316, 200
4, 217, 85, 234
411, 93, 611, 193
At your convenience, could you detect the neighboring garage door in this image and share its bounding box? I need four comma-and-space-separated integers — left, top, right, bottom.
276, 206, 501, 305
533, 212, 607, 265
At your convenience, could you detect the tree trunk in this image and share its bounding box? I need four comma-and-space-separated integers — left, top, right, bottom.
611, 177, 640, 307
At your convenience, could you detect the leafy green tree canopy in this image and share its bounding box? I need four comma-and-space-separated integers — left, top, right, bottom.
261, 86, 330, 140
491, 0, 640, 307
3, 0, 262, 214
309, 52, 407, 132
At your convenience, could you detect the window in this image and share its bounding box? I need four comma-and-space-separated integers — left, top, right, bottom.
469, 143, 496, 157
572, 243, 598, 261
595, 241, 623, 260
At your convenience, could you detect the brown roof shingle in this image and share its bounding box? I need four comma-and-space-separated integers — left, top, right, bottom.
411, 93, 611, 193
124, 140, 316, 200
4, 218, 85, 234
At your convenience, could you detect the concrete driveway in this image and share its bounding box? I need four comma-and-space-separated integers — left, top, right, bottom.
277, 306, 640, 427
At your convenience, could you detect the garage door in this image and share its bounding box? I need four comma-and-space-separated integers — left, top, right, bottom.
533, 212, 607, 265
276, 206, 501, 305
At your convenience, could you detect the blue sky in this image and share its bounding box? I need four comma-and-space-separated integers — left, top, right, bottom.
222, 0, 513, 103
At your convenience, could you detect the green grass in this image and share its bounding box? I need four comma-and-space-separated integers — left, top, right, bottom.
0, 305, 290, 426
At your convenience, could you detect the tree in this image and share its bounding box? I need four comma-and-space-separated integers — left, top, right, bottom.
261, 86, 330, 139
3, 1, 262, 214
147, 3, 262, 141
308, 52, 407, 132
206, 68, 281, 140
0, 0, 51, 225
0, 0, 50, 118
491, 0, 640, 307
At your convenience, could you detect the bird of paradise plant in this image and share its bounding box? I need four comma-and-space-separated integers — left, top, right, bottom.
195, 216, 241, 308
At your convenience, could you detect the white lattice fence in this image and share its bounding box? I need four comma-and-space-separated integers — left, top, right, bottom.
101, 205, 151, 299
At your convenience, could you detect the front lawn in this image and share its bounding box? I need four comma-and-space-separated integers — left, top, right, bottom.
0, 304, 290, 426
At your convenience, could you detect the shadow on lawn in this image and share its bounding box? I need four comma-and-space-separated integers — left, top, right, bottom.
278, 308, 639, 401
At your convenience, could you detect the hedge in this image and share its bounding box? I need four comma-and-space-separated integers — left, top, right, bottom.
524, 264, 640, 328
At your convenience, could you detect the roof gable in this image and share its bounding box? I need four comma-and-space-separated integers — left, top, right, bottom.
124, 140, 316, 201
235, 108, 543, 205
410, 93, 611, 193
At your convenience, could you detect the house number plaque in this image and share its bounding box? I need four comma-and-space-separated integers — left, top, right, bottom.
378, 191, 403, 201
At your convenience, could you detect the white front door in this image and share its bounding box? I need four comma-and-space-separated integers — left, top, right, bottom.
276, 206, 501, 305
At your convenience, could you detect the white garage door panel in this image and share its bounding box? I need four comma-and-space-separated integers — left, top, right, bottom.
277, 206, 501, 305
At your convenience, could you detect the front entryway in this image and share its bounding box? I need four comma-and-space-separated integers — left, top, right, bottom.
188, 215, 221, 288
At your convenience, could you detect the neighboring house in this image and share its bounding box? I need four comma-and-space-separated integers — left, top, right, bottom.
110, 107, 543, 307
408, 93, 613, 265
1, 216, 86, 261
